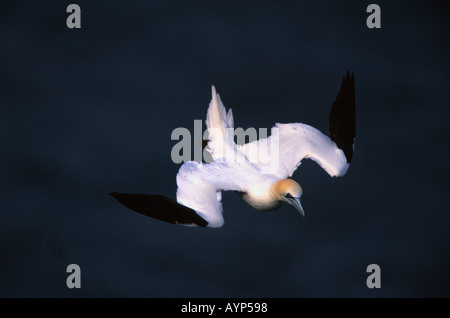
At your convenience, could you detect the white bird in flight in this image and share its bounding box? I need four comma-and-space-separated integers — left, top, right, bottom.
111, 72, 356, 228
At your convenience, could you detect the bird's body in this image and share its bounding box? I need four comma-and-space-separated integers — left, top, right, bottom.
241, 180, 282, 212
175, 161, 280, 227
111, 72, 356, 228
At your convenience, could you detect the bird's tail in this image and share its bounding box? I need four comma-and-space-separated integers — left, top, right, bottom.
205, 86, 236, 161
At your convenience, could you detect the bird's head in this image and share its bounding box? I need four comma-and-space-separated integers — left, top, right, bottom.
274, 179, 305, 217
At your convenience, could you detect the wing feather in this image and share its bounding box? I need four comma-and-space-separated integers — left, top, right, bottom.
329, 72, 356, 163
110, 192, 208, 227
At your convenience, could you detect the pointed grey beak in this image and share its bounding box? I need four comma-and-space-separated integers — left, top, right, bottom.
287, 197, 305, 218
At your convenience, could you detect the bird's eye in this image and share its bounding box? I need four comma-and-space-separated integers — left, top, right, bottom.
285, 193, 294, 199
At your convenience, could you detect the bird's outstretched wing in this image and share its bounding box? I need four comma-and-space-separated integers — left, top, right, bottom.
112, 161, 257, 228
239, 72, 356, 179
110, 192, 208, 227
176, 161, 259, 228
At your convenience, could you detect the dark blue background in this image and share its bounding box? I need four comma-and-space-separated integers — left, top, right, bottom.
0, 1, 449, 297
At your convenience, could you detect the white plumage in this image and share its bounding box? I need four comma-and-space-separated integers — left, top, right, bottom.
111, 72, 356, 228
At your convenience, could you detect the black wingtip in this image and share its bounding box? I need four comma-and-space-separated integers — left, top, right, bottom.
110, 192, 208, 227
329, 71, 356, 163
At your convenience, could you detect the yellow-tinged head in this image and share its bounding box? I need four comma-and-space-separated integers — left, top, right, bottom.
273, 179, 305, 217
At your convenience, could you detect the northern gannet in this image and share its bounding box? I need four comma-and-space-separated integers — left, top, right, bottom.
111, 72, 356, 228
